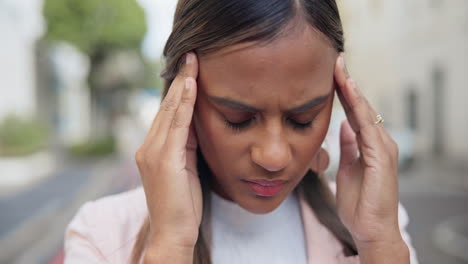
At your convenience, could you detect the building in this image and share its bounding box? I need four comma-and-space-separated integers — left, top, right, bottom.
0, 0, 44, 120
339, 0, 468, 164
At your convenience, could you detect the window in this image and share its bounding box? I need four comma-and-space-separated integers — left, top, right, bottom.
406, 88, 418, 131
432, 66, 445, 155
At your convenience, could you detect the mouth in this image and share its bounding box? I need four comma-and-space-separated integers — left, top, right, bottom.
243, 179, 288, 197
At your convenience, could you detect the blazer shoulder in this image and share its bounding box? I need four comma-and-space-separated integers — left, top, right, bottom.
64, 187, 147, 263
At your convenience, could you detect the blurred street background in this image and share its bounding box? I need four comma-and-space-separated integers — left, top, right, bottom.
0, 0, 467, 263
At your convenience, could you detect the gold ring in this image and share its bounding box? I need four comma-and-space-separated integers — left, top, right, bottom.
374, 114, 384, 125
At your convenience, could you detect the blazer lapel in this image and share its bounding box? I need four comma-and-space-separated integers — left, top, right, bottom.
298, 193, 360, 264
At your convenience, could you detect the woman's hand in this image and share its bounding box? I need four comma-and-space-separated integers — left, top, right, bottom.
135, 52, 201, 250
333, 53, 407, 255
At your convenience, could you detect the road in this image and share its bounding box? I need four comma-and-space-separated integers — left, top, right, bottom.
0, 166, 92, 238
401, 191, 468, 264
399, 158, 468, 264
2, 148, 466, 264
0, 156, 139, 264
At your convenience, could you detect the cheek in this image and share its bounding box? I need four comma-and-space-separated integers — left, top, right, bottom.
291, 133, 323, 166
292, 108, 333, 164
194, 103, 243, 160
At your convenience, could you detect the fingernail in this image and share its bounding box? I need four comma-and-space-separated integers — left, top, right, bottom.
339, 53, 344, 65
185, 78, 191, 91
340, 54, 349, 77
186, 52, 194, 64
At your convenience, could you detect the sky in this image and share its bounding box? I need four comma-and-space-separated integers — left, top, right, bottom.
137, 0, 178, 60
4, 0, 175, 60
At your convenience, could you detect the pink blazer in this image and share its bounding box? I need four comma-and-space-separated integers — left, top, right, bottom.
64, 183, 418, 263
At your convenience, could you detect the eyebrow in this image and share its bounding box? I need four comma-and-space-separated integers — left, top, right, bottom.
208, 93, 331, 113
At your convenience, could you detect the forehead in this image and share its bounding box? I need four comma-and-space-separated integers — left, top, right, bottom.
198, 25, 337, 108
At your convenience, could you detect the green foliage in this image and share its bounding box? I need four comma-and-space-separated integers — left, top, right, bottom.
0, 115, 48, 157
67, 137, 116, 157
142, 57, 165, 90
43, 0, 147, 56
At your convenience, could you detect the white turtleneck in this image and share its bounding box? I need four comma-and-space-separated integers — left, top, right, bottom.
210, 190, 308, 264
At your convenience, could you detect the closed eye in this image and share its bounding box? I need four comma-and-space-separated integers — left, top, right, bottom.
287, 118, 313, 130
224, 117, 314, 132
224, 118, 254, 131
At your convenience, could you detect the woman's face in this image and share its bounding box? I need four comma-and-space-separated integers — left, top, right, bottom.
194, 25, 338, 214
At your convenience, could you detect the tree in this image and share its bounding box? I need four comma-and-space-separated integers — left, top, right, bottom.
43, 0, 146, 62
43, 0, 147, 138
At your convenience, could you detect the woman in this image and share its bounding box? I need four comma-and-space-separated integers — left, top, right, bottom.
65, 0, 418, 263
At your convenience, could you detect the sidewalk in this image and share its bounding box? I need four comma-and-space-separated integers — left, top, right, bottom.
0, 151, 57, 197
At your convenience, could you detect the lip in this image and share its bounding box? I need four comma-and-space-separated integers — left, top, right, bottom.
244, 179, 287, 197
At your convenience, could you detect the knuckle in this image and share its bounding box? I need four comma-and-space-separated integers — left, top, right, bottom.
358, 121, 373, 133
380, 153, 393, 167
180, 66, 188, 78
353, 88, 362, 98
135, 148, 148, 164
176, 64, 188, 79
171, 116, 187, 129
136, 146, 164, 172
161, 97, 178, 112
349, 99, 364, 117
181, 93, 192, 104
136, 146, 158, 164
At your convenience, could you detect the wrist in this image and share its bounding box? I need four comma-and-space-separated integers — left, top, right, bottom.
149, 224, 199, 248
144, 236, 195, 264
356, 236, 410, 264
354, 229, 403, 247
148, 231, 197, 251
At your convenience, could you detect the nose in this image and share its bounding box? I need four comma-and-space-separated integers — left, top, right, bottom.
251, 132, 292, 172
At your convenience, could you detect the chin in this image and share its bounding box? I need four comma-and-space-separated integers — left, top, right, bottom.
236, 193, 289, 214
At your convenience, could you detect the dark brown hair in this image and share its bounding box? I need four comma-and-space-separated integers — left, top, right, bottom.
132, 0, 356, 263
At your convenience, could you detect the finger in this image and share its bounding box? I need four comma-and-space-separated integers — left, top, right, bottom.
339, 81, 393, 158
334, 55, 360, 131
145, 52, 199, 143
334, 53, 350, 89
338, 120, 358, 169
334, 54, 388, 136
335, 120, 361, 223
334, 55, 385, 152
170, 52, 199, 97
334, 54, 372, 132
165, 77, 198, 160
151, 52, 199, 139
335, 83, 356, 128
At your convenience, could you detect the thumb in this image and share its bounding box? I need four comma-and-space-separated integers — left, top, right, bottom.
336, 120, 361, 223
338, 120, 358, 169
